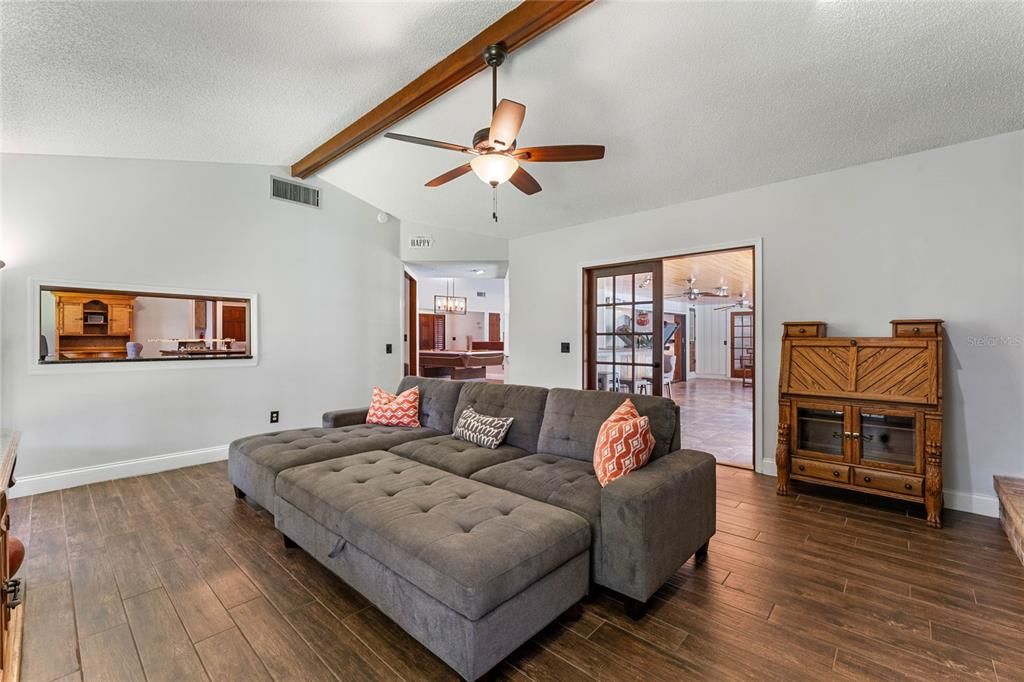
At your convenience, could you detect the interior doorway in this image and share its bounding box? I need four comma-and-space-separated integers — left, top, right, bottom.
583, 246, 755, 469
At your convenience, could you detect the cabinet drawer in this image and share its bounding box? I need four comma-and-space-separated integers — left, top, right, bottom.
784, 322, 826, 338
892, 322, 940, 338
854, 468, 923, 497
792, 457, 849, 484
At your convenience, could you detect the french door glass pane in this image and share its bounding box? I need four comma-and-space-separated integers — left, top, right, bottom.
597, 307, 615, 333
614, 306, 632, 334
597, 277, 613, 305
634, 272, 653, 302
614, 274, 632, 304
634, 303, 653, 333
596, 364, 616, 391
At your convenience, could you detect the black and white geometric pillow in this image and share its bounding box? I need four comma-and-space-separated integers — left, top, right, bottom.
454, 407, 515, 449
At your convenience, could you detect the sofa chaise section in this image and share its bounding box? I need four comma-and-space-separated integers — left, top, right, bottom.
274, 449, 590, 681
389, 382, 549, 476
472, 387, 716, 613
229, 376, 463, 510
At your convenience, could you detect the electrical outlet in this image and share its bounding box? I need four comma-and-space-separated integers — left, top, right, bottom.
270, 410, 279, 424
386, 343, 393, 354
561, 342, 571, 353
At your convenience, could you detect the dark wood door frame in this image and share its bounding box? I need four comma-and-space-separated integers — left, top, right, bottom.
582, 245, 757, 470
405, 272, 417, 376
291, 2, 592, 178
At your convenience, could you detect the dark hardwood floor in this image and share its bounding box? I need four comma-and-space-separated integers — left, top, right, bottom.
11, 462, 1024, 681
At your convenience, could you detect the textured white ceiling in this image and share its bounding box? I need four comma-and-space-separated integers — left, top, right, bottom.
4, 2, 1022, 240
0, 1, 516, 164
319, 1, 1024, 237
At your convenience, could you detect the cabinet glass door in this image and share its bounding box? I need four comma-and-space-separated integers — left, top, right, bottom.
857, 410, 917, 469
796, 406, 846, 457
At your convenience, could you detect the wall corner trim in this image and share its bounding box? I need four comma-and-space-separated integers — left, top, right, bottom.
9, 444, 228, 498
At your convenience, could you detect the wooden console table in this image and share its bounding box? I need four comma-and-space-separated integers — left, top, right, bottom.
0, 431, 22, 681
775, 320, 945, 527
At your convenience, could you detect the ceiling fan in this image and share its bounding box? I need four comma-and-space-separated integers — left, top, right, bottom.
715, 293, 753, 312
666, 276, 731, 302
383, 43, 605, 221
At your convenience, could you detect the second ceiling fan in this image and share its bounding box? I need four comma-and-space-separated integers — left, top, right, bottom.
384, 43, 605, 220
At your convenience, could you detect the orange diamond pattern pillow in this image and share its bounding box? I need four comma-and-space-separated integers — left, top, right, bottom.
366, 386, 420, 427
594, 399, 655, 487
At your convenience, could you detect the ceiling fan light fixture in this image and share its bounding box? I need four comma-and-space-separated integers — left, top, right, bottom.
470, 153, 518, 186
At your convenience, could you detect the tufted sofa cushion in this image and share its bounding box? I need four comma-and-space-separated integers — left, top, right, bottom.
275, 451, 591, 621
395, 376, 465, 433
453, 383, 550, 452
228, 425, 441, 510
471, 453, 606, 582
389, 435, 529, 477
536, 388, 680, 462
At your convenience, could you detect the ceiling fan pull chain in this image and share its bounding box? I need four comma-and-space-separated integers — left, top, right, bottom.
492, 187, 499, 223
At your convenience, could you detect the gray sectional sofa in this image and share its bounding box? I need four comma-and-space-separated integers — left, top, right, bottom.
229, 376, 716, 680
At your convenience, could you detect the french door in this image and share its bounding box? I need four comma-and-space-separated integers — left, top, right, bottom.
730, 311, 753, 379
585, 260, 664, 396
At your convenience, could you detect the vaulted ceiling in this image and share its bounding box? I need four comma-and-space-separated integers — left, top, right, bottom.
4, 2, 1022, 240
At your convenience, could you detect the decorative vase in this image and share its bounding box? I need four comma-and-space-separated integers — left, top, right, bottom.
126, 342, 143, 359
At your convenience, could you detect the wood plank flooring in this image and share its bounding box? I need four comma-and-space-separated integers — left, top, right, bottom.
12, 461, 1024, 681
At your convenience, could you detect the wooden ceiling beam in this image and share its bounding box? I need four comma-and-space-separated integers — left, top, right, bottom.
290, 1, 592, 179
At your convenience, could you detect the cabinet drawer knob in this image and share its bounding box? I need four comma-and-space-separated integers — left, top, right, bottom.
850, 339, 858, 346
912, 327, 921, 334
832, 470, 841, 477
798, 465, 805, 472
863, 476, 872, 482
904, 483, 913, 490
798, 328, 806, 334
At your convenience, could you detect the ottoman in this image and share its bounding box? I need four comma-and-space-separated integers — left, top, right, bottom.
274, 450, 591, 680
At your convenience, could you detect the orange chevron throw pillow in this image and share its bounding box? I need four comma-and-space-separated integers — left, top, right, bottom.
594, 399, 654, 487
366, 386, 421, 427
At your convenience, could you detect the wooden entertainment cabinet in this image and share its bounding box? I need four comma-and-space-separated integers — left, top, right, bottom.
775, 319, 945, 527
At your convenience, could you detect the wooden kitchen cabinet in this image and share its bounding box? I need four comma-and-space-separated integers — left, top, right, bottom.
52, 292, 136, 360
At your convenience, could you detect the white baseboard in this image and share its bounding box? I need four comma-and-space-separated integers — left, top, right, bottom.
754, 457, 997, 518
10, 445, 229, 498
943, 489, 999, 518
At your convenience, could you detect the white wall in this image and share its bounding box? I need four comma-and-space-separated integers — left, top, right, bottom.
508, 131, 1024, 514
2, 153, 403, 491
400, 221, 507, 262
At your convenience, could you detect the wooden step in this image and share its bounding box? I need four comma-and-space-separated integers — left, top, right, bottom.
994, 475, 1024, 566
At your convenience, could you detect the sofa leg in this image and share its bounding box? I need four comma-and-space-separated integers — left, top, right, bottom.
695, 540, 710, 563
623, 596, 648, 620
282, 534, 298, 550
233, 486, 246, 500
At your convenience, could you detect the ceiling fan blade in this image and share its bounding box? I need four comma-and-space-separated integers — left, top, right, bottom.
508, 166, 541, 195
488, 99, 526, 150
425, 163, 473, 187
514, 145, 605, 162
384, 133, 472, 154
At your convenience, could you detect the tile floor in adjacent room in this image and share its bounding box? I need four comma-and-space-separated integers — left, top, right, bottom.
671, 377, 754, 468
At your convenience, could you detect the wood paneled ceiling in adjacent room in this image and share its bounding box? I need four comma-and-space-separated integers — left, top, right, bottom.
664, 250, 753, 304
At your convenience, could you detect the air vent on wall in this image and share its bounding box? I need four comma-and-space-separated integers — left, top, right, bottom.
271, 176, 320, 208
476, 291, 487, 298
